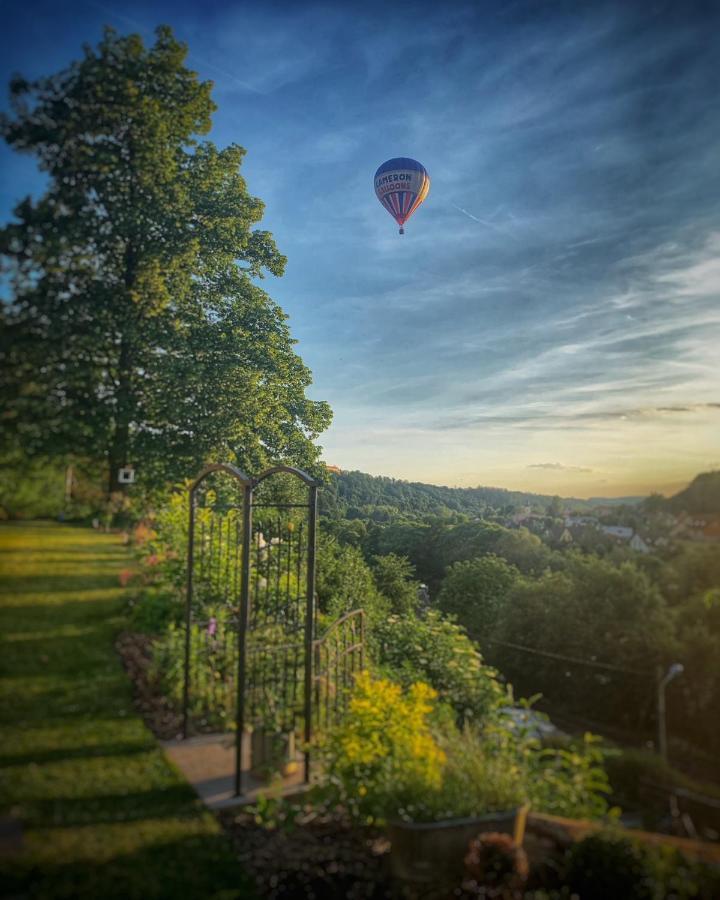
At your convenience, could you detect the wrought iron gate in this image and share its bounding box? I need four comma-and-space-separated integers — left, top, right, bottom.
182, 463, 363, 796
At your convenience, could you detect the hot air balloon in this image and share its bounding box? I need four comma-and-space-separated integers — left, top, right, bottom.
374, 157, 430, 235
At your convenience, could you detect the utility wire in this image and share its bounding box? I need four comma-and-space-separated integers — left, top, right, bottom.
482, 637, 650, 678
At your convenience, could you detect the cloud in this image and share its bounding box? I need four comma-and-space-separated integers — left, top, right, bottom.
527, 463, 593, 472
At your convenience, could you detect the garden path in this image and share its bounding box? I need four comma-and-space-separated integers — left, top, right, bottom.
163, 732, 306, 809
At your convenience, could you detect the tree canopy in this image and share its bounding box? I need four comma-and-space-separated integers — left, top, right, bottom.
0, 26, 331, 491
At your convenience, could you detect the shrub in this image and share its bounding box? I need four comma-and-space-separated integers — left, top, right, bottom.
565, 831, 720, 900
414, 723, 525, 822
565, 832, 654, 900
152, 606, 239, 728
520, 731, 612, 820
316, 671, 446, 823
316, 673, 612, 827
129, 585, 183, 634
375, 611, 506, 724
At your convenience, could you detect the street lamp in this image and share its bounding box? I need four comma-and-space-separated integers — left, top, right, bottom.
657, 663, 684, 764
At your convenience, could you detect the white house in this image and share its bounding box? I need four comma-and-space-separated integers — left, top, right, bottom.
600, 525, 633, 541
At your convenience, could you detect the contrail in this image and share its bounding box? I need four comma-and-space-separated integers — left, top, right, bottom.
453, 204, 483, 224
452, 205, 516, 237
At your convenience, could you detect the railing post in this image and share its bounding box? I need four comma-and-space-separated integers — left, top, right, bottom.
304, 483, 318, 784
235, 482, 253, 796
182, 489, 196, 739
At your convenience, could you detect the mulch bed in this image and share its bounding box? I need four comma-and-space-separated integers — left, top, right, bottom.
116, 631, 184, 740
220, 807, 396, 899
219, 807, 495, 899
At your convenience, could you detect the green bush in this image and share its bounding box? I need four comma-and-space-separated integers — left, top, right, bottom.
316, 672, 613, 826
152, 607, 238, 728
315, 672, 447, 824
129, 585, 183, 633
487, 722, 612, 821
413, 723, 525, 822
375, 610, 506, 724
565, 831, 720, 900
566, 832, 655, 900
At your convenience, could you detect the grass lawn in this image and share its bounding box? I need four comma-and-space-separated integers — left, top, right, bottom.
0, 520, 254, 900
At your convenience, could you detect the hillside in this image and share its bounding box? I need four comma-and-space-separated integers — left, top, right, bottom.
320, 469, 634, 520
668, 471, 720, 514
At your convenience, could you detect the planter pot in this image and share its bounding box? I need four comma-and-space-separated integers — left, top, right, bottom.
250, 729, 296, 779
387, 808, 519, 884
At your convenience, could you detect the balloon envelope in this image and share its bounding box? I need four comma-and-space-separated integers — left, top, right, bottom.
374, 157, 430, 234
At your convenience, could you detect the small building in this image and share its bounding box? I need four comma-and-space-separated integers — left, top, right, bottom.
600, 525, 633, 541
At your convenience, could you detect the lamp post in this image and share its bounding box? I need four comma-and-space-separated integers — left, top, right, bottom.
657, 663, 684, 764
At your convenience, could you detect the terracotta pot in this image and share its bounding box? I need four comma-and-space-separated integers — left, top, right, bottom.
386, 808, 519, 884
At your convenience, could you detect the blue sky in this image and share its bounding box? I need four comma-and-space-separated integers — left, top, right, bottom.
2, 0, 719, 497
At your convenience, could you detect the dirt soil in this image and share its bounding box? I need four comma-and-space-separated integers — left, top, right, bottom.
116, 631, 184, 740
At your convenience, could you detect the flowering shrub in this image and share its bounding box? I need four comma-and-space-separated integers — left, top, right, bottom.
317, 673, 613, 826
316, 672, 446, 823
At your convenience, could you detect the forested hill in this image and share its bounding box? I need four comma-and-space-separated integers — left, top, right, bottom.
321, 469, 569, 520
667, 471, 720, 514
320, 468, 720, 521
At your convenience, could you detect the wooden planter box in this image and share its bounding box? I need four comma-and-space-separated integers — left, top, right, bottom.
386, 808, 519, 884
249, 729, 296, 778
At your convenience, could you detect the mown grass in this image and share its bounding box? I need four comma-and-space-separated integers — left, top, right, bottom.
0, 521, 254, 900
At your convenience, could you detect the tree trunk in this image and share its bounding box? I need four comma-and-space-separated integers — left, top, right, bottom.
108, 360, 131, 495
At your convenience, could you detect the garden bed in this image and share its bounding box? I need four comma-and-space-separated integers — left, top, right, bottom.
220, 807, 394, 899
116, 630, 183, 740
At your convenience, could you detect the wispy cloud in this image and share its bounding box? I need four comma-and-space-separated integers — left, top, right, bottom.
2, 0, 719, 495
528, 463, 593, 473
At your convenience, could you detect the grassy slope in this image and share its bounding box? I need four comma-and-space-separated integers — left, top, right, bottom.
0, 521, 253, 900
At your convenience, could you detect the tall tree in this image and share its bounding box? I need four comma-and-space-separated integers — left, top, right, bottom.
0, 26, 331, 492
438, 555, 519, 638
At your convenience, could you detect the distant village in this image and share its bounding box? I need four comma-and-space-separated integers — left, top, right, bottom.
502, 505, 720, 554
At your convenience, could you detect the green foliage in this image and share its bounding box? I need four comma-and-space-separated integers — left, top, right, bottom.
565, 831, 720, 900
321, 469, 558, 521
0, 451, 66, 519
317, 673, 612, 826
438, 554, 519, 637
316, 536, 389, 630
0, 25, 331, 491
152, 611, 236, 728
371, 553, 419, 616
516, 731, 612, 820
0, 450, 106, 520
128, 584, 182, 634
493, 527, 555, 576
316, 672, 447, 824
488, 555, 676, 729
412, 723, 526, 822
375, 611, 505, 724
566, 832, 656, 900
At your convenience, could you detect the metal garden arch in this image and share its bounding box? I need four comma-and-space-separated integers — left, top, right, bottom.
181, 463, 330, 796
